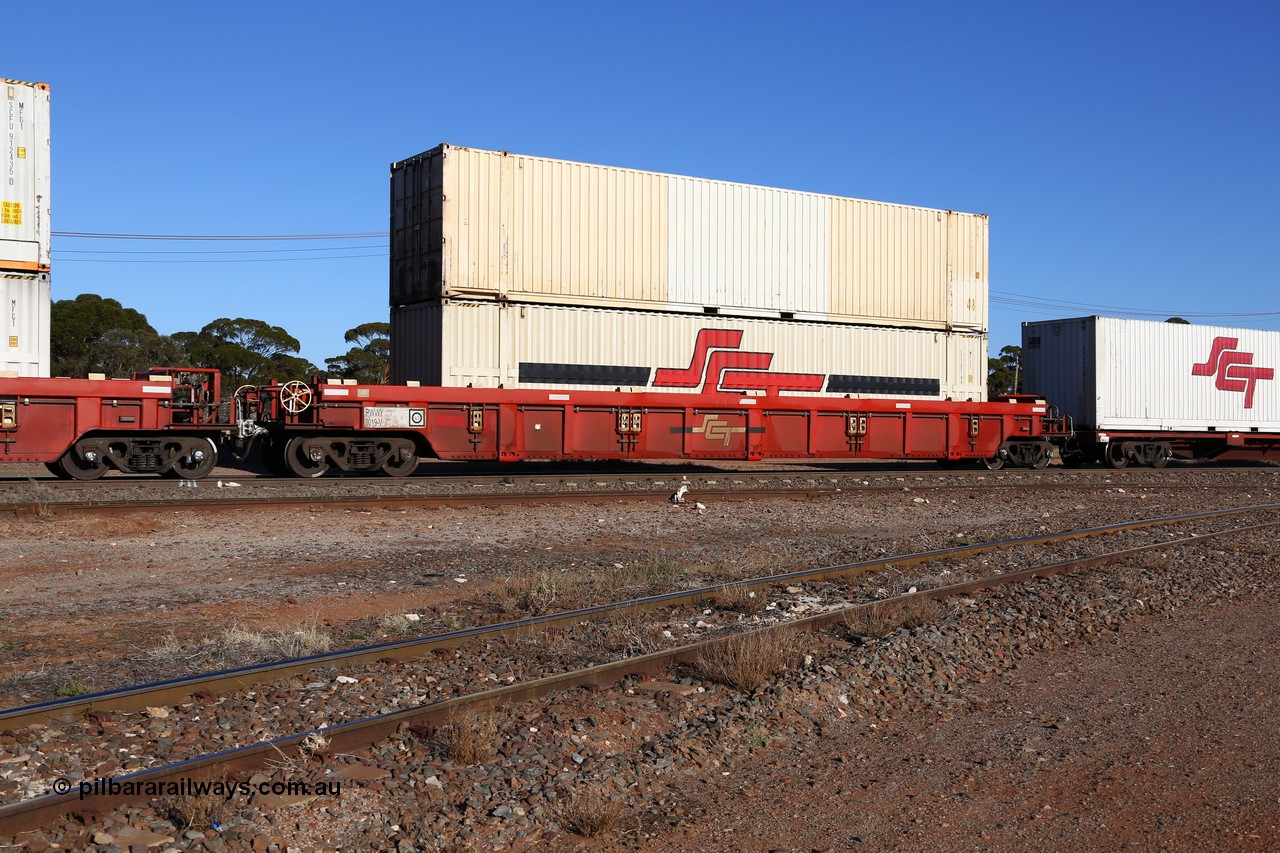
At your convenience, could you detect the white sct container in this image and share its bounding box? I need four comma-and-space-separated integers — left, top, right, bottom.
392, 299, 987, 401
1022, 316, 1280, 432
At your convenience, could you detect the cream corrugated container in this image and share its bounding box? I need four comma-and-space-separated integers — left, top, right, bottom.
391, 145, 987, 332
0, 272, 50, 377
1, 80, 51, 272
1022, 316, 1280, 432
392, 300, 986, 401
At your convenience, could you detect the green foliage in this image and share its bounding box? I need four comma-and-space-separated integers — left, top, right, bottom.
92, 328, 187, 378
175, 319, 317, 388
202, 318, 301, 359
987, 344, 1022, 397
50, 294, 180, 377
325, 321, 390, 384
49, 296, 380, 391
1166, 316, 1190, 324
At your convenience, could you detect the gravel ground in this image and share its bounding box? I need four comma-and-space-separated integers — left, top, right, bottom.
0, 465, 1277, 850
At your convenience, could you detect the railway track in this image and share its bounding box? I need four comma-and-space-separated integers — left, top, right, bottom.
0, 465, 1274, 516
2, 504, 1276, 836
1, 460, 1275, 488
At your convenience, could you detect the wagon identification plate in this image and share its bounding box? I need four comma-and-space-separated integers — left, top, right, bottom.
363, 407, 426, 428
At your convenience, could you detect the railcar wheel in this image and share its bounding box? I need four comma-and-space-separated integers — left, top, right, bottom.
1150, 452, 1170, 470
1030, 450, 1051, 469
1104, 442, 1129, 469
981, 455, 1005, 471
283, 437, 329, 478
382, 445, 419, 478
170, 438, 218, 480
45, 461, 70, 479
57, 448, 109, 481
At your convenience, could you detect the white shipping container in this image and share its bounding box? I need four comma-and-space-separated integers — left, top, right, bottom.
1022, 316, 1280, 432
391, 145, 987, 332
0, 272, 50, 377
1, 79, 50, 271
392, 299, 986, 401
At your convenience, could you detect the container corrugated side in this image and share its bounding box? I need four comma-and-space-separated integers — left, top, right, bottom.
392, 299, 986, 401
1022, 316, 1280, 432
1, 80, 50, 272
0, 272, 50, 376
391, 145, 987, 332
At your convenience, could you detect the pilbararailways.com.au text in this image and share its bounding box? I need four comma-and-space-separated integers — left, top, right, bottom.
52, 776, 341, 803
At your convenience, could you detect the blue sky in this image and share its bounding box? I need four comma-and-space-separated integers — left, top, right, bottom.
8, 1, 1278, 367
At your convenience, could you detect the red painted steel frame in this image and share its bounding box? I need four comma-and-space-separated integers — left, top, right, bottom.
0, 373, 223, 462
1, 376, 171, 462
270, 383, 1052, 463
1, 374, 1052, 467
1095, 429, 1280, 461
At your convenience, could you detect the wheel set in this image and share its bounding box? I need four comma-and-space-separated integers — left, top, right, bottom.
259, 435, 419, 479
46, 436, 219, 481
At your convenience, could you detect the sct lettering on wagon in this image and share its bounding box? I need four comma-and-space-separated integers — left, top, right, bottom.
363, 407, 426, 429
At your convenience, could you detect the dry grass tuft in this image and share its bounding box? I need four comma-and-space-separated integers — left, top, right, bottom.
218, 622, 334, 660
378, 613, 423, 636
434, 708, 501, 765
139, 621, 333, 677
898, 597, 945, 629
162, 775, 232, 831
604, 556, 685, 594
488, 555, 755, 620
844, 596, 945, 638
493, 571, 576, 615
555, 786, 625, 838
903, 572, 955, 592
23, 479, 56, 521
842, 601, 899, 638
695, 630, 802, 692
54, 678, 92, 698
267, 731, 330, 782
712, 583, 765, 616
602, 608, 666, 656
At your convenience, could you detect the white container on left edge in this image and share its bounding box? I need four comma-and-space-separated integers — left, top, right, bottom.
0, 271, 50, 377
1, 79, 51, 273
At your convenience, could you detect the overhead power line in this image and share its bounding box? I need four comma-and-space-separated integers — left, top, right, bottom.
45, 233, 1278, 322
56, 244, 384, 256
56, 253, 385, 264
53, 231, 388, 241
50, 230, 389, 263
990, 290, 1280, 319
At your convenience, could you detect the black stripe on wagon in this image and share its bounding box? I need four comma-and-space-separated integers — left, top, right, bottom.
519, 362, 653, 386
825, 375, 941, 396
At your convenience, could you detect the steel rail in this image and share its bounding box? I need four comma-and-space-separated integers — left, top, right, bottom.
2, 515, 1274, 836
1, 460, 1272, 495
0, 487, 838, 517
2, 459, 1275, 489
0, 476, 1263, 517
4, 504, 1275, 732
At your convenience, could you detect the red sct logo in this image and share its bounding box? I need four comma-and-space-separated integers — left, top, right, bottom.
1191, 337, 1274, 408
653, 328, 825, 394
